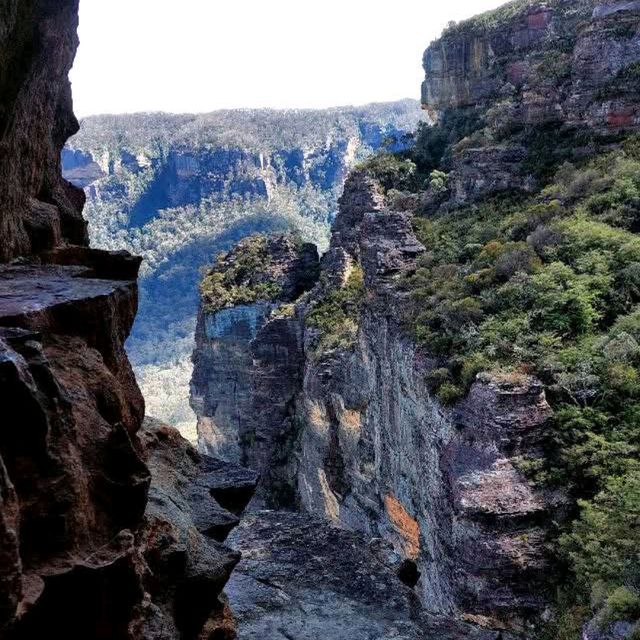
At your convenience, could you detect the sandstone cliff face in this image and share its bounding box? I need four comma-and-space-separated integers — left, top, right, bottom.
0, 2, 256, 637
0, 0, 87, 262
135, 418, 258, 639
296, 175, 562, 629
191, 173, 562, 632
191, 235, 320, 507
421, 0, 640, 202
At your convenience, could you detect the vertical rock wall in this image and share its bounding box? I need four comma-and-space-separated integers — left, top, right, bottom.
421, 0, 640, 203
0, 0, 88, 262
189, 0, 640, 634
0, 2, 257, 637
191, 236, 320, 507
294, 175, 562, 628
191, 174, 563, 630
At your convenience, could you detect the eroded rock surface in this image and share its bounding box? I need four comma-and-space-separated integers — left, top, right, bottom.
226, 511, 510, 640
136, 418, 258, 639
0, 0, 87, 262
191, 172, 563, 633
0, 1, 257, 637
421, 0, 640, 203
0, 255, 146, 637
191, 235, 320, 507
0, 257, 260, 638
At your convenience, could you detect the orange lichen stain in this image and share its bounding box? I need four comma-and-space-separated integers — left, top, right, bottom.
384, 495, 420, 559
472, 39, 485, 73
527, 10, 551, 30
318, 469, 340, 522
462, 614, 509, 631
608, 109, 636, 128
339, 409, 361, 433
307, 401, 329, 431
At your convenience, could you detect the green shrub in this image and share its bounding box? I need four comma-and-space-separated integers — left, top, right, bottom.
306, 265, 365, 356
429, 170, 449, 193
200, 235, 284, 312
410, 108, 484, 179
358, 154, 417, 192
602, 587, 640, 625
537, 51, 572, 84
537, 606, 589, 640
437, 382, 464, 405
561, 473, 640, 592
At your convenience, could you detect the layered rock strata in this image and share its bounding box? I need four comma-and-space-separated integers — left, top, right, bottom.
0, 253, 259, 638
422, 0, 640, 202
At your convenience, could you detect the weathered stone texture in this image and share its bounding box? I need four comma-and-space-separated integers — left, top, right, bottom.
0, 258, 147, 636
191, 173, 563, 633
0, 0, 88, 262
226, 511, 513, 640
191, 235, 320, 507
135, 418, 258, 639
421, 0, 640, 202
0, 2, 257, 637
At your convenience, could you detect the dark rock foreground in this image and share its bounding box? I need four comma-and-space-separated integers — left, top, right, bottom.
0, 0, 258, 637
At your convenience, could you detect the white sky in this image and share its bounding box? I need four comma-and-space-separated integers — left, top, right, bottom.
70, 0, 506, 117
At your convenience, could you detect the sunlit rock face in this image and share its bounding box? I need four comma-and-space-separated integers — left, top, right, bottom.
422, 0, 640, 204
190, 173, 566, 631
421, 0, 640, 127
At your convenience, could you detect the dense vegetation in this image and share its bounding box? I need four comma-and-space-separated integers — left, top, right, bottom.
69, 101, 421, 156
363, 126, 640, 635
359, 107, 484, 193
441, 0, 593, 40
200, 236, 284, 313
305, 264, 365, 356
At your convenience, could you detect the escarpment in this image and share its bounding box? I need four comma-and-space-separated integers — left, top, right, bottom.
0, 1, 256, 637
192, 1, 640, 637
192, 175, 562, 632
60, 102, 422, 439
422, 0, 640, 203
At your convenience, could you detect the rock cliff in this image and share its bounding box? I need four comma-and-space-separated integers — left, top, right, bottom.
0, 1, 256, 637
191, 1, 640, 636
422, 0, 640, 203
192, 235, 320, 506
225, 511, 514, 640
61, 104, 423, 438
0, 0, 87, 262
191, 173, 562, 633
